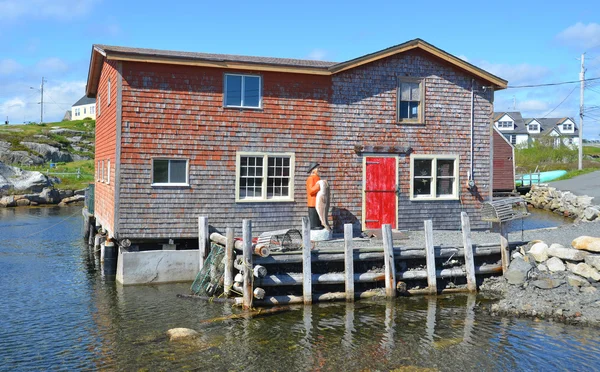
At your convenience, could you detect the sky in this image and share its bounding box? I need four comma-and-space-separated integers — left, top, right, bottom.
1, 0, 600, 138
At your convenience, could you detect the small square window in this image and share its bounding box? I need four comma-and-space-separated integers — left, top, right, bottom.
224, 74, 262, 108
410, 155, 459, 200
152, 159, 188, 185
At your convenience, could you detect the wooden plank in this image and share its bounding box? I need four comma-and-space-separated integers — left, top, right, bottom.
302, 216, 312, 305
499, 223, 510, 273
424, 220, 437, 294
344, 224, 355, 302
382, 224, 397, 298
198, 216, 209, 270
461, 212, 477, 292
242, 219, 253, 309
223, 227, 234, 297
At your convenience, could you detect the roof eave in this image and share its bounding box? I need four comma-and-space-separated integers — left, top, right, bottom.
86, 46, 106, 98
328, 39, 508, 90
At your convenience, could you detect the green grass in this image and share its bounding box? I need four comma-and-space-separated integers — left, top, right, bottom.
584, 146, 600, 156
21, 160, 95, 191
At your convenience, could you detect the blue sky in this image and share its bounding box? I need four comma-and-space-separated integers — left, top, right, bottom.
1, 0, 600, 138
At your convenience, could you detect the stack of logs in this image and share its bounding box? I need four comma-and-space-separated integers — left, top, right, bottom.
198, 213, 510, 309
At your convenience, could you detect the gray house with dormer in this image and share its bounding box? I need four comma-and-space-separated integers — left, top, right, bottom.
493, 112, 579, 148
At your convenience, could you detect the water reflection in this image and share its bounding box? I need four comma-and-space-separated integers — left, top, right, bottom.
2, 207, 600, 371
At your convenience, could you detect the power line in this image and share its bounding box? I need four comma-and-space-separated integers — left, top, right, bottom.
539, 86, 578, 118
506, 76, 600, 89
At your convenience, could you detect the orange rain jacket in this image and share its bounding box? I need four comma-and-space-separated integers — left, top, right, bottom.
306, 174, 321, 207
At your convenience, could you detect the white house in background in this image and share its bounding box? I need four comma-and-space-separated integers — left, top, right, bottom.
493, 112, 579, 148
71, 95, 96, 120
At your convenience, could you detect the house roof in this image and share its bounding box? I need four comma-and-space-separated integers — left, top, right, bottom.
86, 39, 508, 97
73, 95, 95, 107
494, 112, 579, 137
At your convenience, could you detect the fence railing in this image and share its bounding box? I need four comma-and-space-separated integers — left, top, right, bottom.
46, 168, 81, 179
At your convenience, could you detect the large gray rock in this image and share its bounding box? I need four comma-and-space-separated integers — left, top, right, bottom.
584, 207, 599, 221
547, 243, 589, 261
585, 255, 600, 271
567, 274, 591, 287
0, 140, 44, 165
567, 262, 600, 281
38, 187, 61, 204
166, 328, 199, 342
0, 162, 51, 196
20, 142, 72, 162
529, 242, 549, 262
546, 257, 566, 272
505, 257, 533, 285
49, 128, 85, 136
531, 278, 564, 289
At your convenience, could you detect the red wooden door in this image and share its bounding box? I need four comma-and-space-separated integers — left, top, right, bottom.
364, 157, 397, 229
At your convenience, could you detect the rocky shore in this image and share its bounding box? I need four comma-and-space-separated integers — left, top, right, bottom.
524, 184, 600, 222
480, 236, 600, 326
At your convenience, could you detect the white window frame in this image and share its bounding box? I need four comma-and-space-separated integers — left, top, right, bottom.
224, 74, 263, 109
496, 121, 513, 130
107, 159, 110, 185
410, 154, 459, 201
235, 152, 295, 202
397, 77, 425, 123
563, 123, 573, 131
97, 161, 101, 181
100, 160, 104, 182
97, 96, 101, 117
90, 105, 95, 115
151, 158, 189, 186
107, 78, 111, 106
528, 124, 539, 132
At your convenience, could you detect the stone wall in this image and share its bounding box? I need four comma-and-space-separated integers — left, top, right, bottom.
524, 184, 599, 222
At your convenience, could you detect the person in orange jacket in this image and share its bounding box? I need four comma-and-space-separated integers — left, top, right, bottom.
306, 162, 324, 230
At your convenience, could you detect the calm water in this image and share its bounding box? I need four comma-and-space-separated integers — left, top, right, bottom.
505, 207, 572, 233
1, 206, 599, 371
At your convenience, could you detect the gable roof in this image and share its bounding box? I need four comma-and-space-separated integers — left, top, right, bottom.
86, 39, 507, 97
73, 95, 95, 107
495, 112, 579, 137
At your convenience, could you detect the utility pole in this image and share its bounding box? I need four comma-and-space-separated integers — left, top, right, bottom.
579, 55, 585, 170
40, 77, 45, 124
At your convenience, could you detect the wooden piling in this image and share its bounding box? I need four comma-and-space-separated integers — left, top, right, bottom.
382, 224, 396, 298
198, 216, 209, 270
499, 223, 510, 273
344, 224, 354, 302
242, 219, 253, 309
302, 216, 312, 305
224, 227, 234, 297
461, 212, 477, 292
87, 222, 95, 246
424, 220, 437, 294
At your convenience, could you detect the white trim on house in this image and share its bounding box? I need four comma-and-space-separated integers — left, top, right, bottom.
527, 119, 541, 134
397, 77, 425, 124
409, 154, 459, 201
235, 152, 295, 202
495, 113, 515, 131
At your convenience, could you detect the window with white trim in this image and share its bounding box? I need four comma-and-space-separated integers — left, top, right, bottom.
563, 123, 573, 131
236, 152, 295, 202
224, 74, 262, 108
497, 121, 513, 129
97, 161, 101, 181
107, 159, 110, 184
410, 155, 459, 200
97, 96, 101, 117
510, 135, 517, 145
397, 77, 424, 122
528, 124, 539, 131
100, 160, 104, 182
90, 106, 95, 115
152, 159, 188, 185
107, 79, 111, 106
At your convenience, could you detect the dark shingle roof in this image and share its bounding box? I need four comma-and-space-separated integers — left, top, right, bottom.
494, 112, 529, 134
495, 112, 579, 137
73, 95, 95, 107
94, 44, 337, 69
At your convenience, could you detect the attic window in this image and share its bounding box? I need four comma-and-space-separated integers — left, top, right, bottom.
497, 121, 512, 129
397, 77, 424, 123
528, 124, 539, 131
563, 124, 573, 131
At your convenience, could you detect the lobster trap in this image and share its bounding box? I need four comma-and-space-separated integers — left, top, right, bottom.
256, 228, 303, 252
191, 243, 227, 296
481, 197, 529, 223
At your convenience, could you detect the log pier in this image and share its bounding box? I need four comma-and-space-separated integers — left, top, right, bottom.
197, 215, 516, 307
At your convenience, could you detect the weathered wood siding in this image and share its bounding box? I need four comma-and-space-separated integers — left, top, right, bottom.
492, 129, 515, 191
109, 49, 495, 239
117, 62, 332, 239
94, 60, 119, 235
330, 50, 493, 230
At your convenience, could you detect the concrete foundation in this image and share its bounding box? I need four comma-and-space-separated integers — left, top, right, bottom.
310, 229, 333, 241
116, 248, 199, 285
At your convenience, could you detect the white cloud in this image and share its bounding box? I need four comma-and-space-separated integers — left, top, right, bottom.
0, 0, 99, 21
35, 57, 70, 75
306, 49, 329, 61
479, 61, 550, 86
0, 59, 22, 75
1, 80, 85, 123
556, 22, 600, 50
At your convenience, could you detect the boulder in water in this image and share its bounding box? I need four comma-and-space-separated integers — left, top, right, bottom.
167, 328, 199, 342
